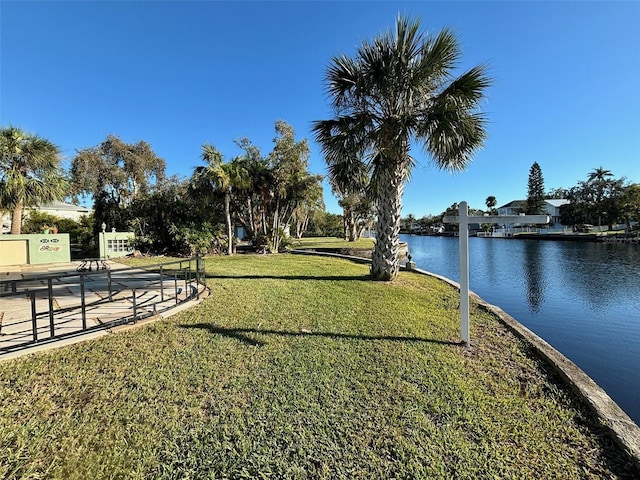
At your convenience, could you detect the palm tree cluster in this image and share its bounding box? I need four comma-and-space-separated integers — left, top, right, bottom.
189, 121, 324, 253
314, 16, 491, 280
1, 123, 323, 255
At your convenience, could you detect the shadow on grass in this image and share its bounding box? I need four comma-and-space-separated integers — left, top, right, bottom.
180, 323, 460, 347
203, 274, 372, 281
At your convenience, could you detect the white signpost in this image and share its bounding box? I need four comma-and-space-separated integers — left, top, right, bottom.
443, 201, 549, 345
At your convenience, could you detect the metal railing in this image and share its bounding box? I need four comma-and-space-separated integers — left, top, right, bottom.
0, 256, 206, 354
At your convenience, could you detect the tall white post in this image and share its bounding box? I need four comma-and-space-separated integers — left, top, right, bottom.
458, 201, 470, 345
442, 206, 549, 346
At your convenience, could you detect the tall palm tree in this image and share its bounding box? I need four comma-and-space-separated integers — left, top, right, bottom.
191, 144, 243, 255
313, 16, 491, 280
0, 126, 68, 234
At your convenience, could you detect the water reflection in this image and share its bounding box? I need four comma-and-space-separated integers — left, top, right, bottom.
522, 240, 546, 313
557, 242, 640, 309
481, 236, 497, 281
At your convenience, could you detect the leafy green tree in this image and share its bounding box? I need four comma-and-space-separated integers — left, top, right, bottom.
418, 214, 437, 231
71, 135, 166, 232
306, 212, 344, 237
291, 179, 324, 239
545, 187, 569, 199
129, 176, 218, 255
0, 126, 69, 234
586, 167, 614, 229
525, 162, 545, 214
442, 203, 460, 233
267, 121, 320, 252
338, 192, 374, 241
403, 214, 417, 233
313, 16, 490, 280
562, 169, 626, 229
618, 184, 640, 230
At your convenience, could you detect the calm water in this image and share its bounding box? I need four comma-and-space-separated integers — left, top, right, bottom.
400, 234, 640, 425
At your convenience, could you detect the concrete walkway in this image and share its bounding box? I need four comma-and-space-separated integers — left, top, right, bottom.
0, 260, 207, 359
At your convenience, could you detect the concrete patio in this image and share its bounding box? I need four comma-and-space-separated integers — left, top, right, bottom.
0, 260, 207, 359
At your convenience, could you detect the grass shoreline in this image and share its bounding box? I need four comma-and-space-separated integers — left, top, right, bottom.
1, 251, 637, 478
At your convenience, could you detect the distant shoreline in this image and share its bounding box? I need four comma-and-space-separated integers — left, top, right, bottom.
401, 232, 639, 243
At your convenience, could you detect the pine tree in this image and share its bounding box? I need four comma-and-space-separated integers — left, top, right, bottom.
526, 162, 545, 214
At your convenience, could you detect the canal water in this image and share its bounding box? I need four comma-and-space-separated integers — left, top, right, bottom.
400, 234, 640, 425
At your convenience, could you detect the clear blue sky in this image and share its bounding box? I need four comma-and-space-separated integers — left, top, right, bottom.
2, 1, 639, 217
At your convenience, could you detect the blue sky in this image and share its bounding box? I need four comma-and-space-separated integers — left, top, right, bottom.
2, 1, 639, 217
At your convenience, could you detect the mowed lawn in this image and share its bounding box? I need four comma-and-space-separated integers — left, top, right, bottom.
0, 254, 636, 478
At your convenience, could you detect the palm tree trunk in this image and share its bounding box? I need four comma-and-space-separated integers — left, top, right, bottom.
247, 197, 255, 238
348, 211, 358, 242
10, 202, 23, 235
271, 199, 281, 253
371, 165, 404, 280
224, 192, 233, 255
343, 206, 357, 242
343, 212, 349, 240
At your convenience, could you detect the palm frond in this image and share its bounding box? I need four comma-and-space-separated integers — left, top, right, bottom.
421, 110, 488, 171
437, 65, 492, 108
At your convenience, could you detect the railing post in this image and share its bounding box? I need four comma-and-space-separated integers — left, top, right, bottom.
30, 291, 38, 342
107, 269, 113, 302
132, 288, 137, 323
160, 265, 164, 302
48, 278, 55, 337
174, 274, 179, 305
80, 274, 87, 330
194, 256, 199, 299
196, 254, 205, 300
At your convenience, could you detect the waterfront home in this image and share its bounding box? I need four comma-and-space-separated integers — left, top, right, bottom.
497, 199, 569, 225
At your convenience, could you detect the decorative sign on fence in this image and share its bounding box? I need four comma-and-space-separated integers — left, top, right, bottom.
443, 201, 549, 345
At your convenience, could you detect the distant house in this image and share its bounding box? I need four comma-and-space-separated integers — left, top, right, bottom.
28, 201, 92, 222
496, 199, 569, 225
497, 200, 525, 216
2, 201, 92, 233
544, 199, 570, 224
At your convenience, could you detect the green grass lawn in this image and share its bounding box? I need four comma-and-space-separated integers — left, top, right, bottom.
0, 253, 635, 478
290, 236, 375, 250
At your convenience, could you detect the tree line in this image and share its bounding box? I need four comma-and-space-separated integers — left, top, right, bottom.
1, 121, 331, 255
399, 163, 639, 232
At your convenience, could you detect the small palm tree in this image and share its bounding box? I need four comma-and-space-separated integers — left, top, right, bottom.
313, 16, 491, 280
587, 167, 613, 183
0, 126, 68, 234
485, 196, 497, 214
